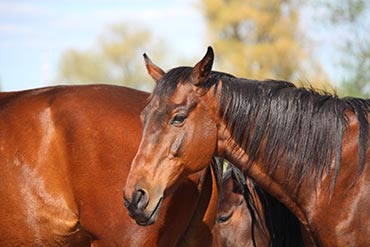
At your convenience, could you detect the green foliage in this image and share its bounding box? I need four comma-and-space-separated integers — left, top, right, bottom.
58, 24, 166, 91
199, 0, 328, 89
318, 0, 370, 98
339, 42, 370, 98
59, 50, 110, 83
324, 0, 366, 23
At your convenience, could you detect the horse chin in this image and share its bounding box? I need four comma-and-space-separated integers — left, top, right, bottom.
131, 197, 164, 226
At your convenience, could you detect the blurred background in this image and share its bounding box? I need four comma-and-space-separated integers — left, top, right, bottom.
0, 0, 369, 97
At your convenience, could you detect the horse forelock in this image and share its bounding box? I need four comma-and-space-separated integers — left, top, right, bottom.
210, 157, 224, 192
154, 67, 193, 97
216, 73, 370, 192
153, 67, 232, 98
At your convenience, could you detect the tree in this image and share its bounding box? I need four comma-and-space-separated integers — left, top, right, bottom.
59, 50, 111, 84
339, 40, 370, 98
58, 24, 166, 91
324, 0, 370, 98
199, 0, 328, 89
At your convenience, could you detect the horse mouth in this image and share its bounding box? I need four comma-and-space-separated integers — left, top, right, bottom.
124, 196, 164, 226
136, 197, 164, 226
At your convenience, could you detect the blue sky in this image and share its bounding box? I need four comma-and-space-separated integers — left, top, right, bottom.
1, 1, 367, 92
0, 0, 205, 91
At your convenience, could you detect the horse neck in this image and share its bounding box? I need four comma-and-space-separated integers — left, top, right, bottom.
217, 129, 308, 221
212, 78, 326, 227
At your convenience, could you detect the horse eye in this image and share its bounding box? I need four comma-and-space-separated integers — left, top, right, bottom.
170, 115, 186, 126
216, 212, 233, 224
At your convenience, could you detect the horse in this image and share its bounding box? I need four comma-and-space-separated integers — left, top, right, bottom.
212, 164, 270, 247
0, 84, 222, 246
211, 161, 306, 247
123, 47, 370, 247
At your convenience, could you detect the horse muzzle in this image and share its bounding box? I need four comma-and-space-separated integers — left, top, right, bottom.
123, 189, 163, 226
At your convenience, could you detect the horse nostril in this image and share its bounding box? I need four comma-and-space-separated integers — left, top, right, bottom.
132, 188, 149, 209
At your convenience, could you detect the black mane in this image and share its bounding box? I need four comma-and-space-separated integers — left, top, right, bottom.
216, 73, 370, 191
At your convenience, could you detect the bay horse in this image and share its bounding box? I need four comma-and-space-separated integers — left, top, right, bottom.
0, 84, 221, 246
214, 163, 305, 247
124, 47, 370, 246
213, 164, 270, 247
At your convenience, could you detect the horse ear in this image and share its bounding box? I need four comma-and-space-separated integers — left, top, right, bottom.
143, 53, 165, 83
191, 46, 214, 86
